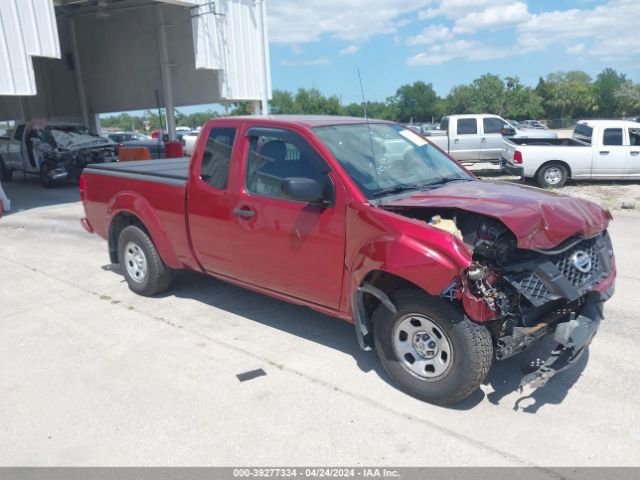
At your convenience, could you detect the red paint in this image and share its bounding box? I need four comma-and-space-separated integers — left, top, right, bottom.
81, 116, 614, 323
381, 180, 611, 250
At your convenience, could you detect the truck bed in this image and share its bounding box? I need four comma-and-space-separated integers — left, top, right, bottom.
84, 158, 189, 185
506, 138, 588, 147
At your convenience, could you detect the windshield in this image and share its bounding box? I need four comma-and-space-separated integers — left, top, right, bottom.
313, 123, 473, 198
38, 125, 102, 148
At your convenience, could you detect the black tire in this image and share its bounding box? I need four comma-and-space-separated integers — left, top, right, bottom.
373, 289, 492, 405
536, 163, 568, 188
0, 157, 12, 182
39, 163, 56, 188
117, 225, 171, 296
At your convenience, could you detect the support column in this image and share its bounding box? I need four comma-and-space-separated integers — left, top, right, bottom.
157, 6, 176, 141
69, 18, 90, 127
250, 100, 261, 116
93, 114, 102, 136
256, 0, 269, 115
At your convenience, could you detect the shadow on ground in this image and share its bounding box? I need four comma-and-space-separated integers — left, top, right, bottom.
1, 175, 80, 214
107, 266, 587, 412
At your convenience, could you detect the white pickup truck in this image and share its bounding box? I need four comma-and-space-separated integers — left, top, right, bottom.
0, 122, 117, 187
426, 114, 557, 163
501, 119, 640, 188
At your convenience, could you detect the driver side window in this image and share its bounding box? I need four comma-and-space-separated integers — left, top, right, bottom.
246, 131, 330, 201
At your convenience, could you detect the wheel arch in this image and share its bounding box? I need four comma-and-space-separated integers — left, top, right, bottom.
535, 159, 572, 180
106, 192, 182, 268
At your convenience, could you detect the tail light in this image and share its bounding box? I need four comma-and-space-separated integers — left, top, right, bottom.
79, 174, 86, 202
513, 150, 523, 164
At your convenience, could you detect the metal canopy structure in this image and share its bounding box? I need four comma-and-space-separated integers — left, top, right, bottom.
0, 0, 272, 138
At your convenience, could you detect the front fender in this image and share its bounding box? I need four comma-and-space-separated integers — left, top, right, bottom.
106, 191, 182, 268
350, 231, 471, 300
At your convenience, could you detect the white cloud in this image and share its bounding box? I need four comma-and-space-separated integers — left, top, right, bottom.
339, 45, 360, 56
407, 39, 508, 65
453, 2, 530, 33
406, 24, 453, 46
566, 43, 585, 54
280, 58, 330, 67
408, 0, 640, 66
267, 0, 432, 45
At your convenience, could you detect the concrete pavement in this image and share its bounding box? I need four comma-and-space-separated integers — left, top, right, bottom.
0, 192, 639, 467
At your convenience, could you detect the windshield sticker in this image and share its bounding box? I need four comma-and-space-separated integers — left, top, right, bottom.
399, 129, 428, 146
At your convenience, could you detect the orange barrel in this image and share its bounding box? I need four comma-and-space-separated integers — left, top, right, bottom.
164, 141, 184, 158
118, 147, 151, 162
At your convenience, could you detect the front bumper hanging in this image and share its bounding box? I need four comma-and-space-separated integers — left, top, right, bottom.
519, 298, 603, 390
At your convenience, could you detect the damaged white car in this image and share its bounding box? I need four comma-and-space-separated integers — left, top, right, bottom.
0, 122, 117, 187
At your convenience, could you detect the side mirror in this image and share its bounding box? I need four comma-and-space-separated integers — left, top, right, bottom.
282, 177, 327, 206
501, 125, 516, 136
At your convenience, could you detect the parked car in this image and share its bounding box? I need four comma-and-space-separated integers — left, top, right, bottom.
0, 122, 117, 187
107, 131, 165, 159
521, 120, 548, 130
80, 115, 615, 405
426, 114, 557, 163
501, 119, 640, 187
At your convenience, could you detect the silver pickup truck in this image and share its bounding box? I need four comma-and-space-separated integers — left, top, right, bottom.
0, 122, 117, 187
426, 114, 557, 163
501, 119, 640, 187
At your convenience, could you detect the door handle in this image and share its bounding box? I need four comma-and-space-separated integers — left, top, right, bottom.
631, 151, 640, 156
233, 207, 255, 218
599, 151, 610, 155
481, 137, 487, 143
454, 138, 459, 144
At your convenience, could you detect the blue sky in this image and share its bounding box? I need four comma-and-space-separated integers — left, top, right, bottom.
266, 0, 638, 104
107, 0, 639, 117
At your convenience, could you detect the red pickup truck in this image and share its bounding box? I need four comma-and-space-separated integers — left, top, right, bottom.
80, 115, 616, 404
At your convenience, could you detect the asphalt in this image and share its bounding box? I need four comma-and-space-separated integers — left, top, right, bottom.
0, 177, 639, 468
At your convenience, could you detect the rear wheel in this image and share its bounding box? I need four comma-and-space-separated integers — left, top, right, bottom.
118, 225, 171, 296
373, 289, 492, 405
536, 163, 568, 188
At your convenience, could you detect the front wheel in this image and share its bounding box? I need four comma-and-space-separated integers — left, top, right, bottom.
373, 289, 492, 405
118, 225, 171, 296
39, 163, 56, 188
536, 163, 568, 188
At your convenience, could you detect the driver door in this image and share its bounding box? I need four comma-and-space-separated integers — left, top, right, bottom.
228, 127, 346, 309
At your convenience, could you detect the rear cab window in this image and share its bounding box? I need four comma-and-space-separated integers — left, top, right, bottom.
457, 118, 477, 135
14, 125, 25, 141
573, 123, 593, 144
628, 128, 640, 146
200, 127, 237, 189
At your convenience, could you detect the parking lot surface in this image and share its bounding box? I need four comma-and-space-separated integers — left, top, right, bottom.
1, 179, 639, 468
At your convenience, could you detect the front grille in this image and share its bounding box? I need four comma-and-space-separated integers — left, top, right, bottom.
505, 233, 610, 307
551, 236, 603, 289
511, 272, 553, 307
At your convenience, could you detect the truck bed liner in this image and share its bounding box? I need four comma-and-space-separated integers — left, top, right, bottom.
84, 158, 189, 185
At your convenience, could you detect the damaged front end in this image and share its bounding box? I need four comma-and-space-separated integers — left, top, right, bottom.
38, 144, 117, 182
384, 206, 616, 391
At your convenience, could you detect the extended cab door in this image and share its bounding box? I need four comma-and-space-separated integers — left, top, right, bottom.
187, 124, 240, 277
627, 127, 640, 176
449, 118, 480, 162
591, 127, 628, 177
228, 126, 346, 309
480, 116, 507, 161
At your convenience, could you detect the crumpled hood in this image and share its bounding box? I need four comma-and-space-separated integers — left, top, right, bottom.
380, 180, 611, 250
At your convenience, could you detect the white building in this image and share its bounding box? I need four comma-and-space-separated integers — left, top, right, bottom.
0, 0, 272, 138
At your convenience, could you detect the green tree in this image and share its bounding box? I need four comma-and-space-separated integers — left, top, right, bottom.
294, 87, 342, 115
594, 68, 629, 117
503, 76, 543, 119
392, 81, 439, 123
615, 83, 640, 115
269, 90, 299, 114
539, 71, 596, 119
445, 85, 475, 114
470, 74, 506, 115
